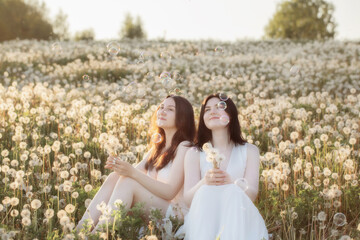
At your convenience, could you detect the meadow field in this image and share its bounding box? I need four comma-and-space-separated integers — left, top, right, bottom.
0, 39, 359, 239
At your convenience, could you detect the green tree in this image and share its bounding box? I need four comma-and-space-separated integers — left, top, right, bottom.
264, 0, 336, 40
0, 0, 54, 41
52, 9, 70, 40
119, 13, 146, 39
25, 0, 51, 20
74, 28, 95, 41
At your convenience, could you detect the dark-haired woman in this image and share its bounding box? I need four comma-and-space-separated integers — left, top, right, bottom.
76, 95, 195, 233
183, 93, 268, 240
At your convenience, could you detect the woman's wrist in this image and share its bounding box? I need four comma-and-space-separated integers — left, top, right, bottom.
130, 168, 139, 180
234, 178, 249, 191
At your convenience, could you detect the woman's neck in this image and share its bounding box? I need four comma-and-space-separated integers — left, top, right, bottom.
211, 128, 232, 150
163, 128, 177, 149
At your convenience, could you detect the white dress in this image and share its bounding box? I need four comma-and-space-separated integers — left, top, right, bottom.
147, 162, 189, 220
183, 143, 269, 240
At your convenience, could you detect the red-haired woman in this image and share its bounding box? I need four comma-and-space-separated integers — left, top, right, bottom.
183, 93, 268, 240
76, 95, 195, 233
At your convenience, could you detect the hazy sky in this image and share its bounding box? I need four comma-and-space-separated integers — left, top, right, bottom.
44, 0, 360, 41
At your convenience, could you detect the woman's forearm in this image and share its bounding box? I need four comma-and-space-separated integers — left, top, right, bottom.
131, 169, 179, 200
184, 178, 206, 207
242, 186, 258, 202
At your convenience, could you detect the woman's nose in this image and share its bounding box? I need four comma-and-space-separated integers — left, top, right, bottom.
209, 107, 218, 114
159, 109, 167, 115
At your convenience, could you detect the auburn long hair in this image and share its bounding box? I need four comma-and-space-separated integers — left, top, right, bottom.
196, 93, 247, 150
145, 95, 195, 171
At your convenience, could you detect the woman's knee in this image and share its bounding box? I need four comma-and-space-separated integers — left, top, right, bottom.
112, 176, 138, 192
120, 177, 138, 188
105, 172, 120, 182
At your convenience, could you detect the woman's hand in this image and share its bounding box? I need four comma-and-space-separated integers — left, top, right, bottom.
204, 169, 232, 186
105, 156, 135, 178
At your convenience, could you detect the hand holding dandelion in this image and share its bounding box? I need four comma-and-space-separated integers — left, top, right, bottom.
202, 142, 225, 169
203, 142, 232, 185
105, 157, 135, 178
106, 155, 117, 165
102, 134, 122, 160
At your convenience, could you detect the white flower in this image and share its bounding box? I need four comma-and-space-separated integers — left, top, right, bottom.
349, 138, 356, 145
10, 209, 19, 217
57, 209, 67, 219
320, 134, 328, 142
31, 199, 41, 210
202, 142, 212, 152
10, 197, 19, 206
114, 199, 123, 208
290, 131, 299, 140
203, 142, 224, 168
342, 127, 351, 135
281, 184, 289, 191
21, 209, 31, 218
85, 199, 92, 208
338, 235, 351, 240
344, 174, 351, 181
271, 127, 280, 135
19, 142, 27, 149
71, 192, 79, 199
162, 218, 173, 236
96, 201, 107, 212
84, 184, 93, 193
323, 167, 331, 177
1, 149, 9, 157
65, 204, 76, 214
60, 156, 69, 164
145, 235, 158, 240
64, 126, 73, 134
84, 151, 91, 158
216, 154, 225, 167
60, 171, 69, 179
317, 211, 327, 221
44, 209, 54, 219
60, 216, 70, 226
22, 217, 31, 226
63, 233, 75, 240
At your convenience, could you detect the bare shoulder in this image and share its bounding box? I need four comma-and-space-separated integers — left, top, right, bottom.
185, 146, 200, 163
172, 141, 192, 161
186, 145, 200, 155
177, 141, 192, 152
179, 140, 191, 147
246, 143, 260, 158
245, 143, 260, 153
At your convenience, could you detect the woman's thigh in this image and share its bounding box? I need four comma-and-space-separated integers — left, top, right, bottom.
123, 177, 171, 215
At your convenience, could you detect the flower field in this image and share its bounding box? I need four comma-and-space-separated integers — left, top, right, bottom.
0, 39, 359, 239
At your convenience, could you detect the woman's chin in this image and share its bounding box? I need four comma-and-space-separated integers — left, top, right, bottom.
207, 125, 228, 130
157, 124, 169, 129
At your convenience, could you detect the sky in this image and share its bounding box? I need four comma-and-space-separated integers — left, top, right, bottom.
43, 0, 360, 41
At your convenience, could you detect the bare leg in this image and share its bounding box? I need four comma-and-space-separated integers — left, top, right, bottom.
92, 177, 170, 233
75, 172, 121, 232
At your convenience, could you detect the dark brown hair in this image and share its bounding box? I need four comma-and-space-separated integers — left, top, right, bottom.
145, 95, 195, 171
196, 93, 247, 150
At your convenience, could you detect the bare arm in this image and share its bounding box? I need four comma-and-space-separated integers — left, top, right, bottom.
133, 150, 151, 173
242, 143, 260, 202
130, 141, 190, 200
183, 147, 205, 207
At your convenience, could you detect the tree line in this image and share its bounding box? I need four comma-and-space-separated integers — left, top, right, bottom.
0, 0, 146, 42
0, 0, 336, 42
